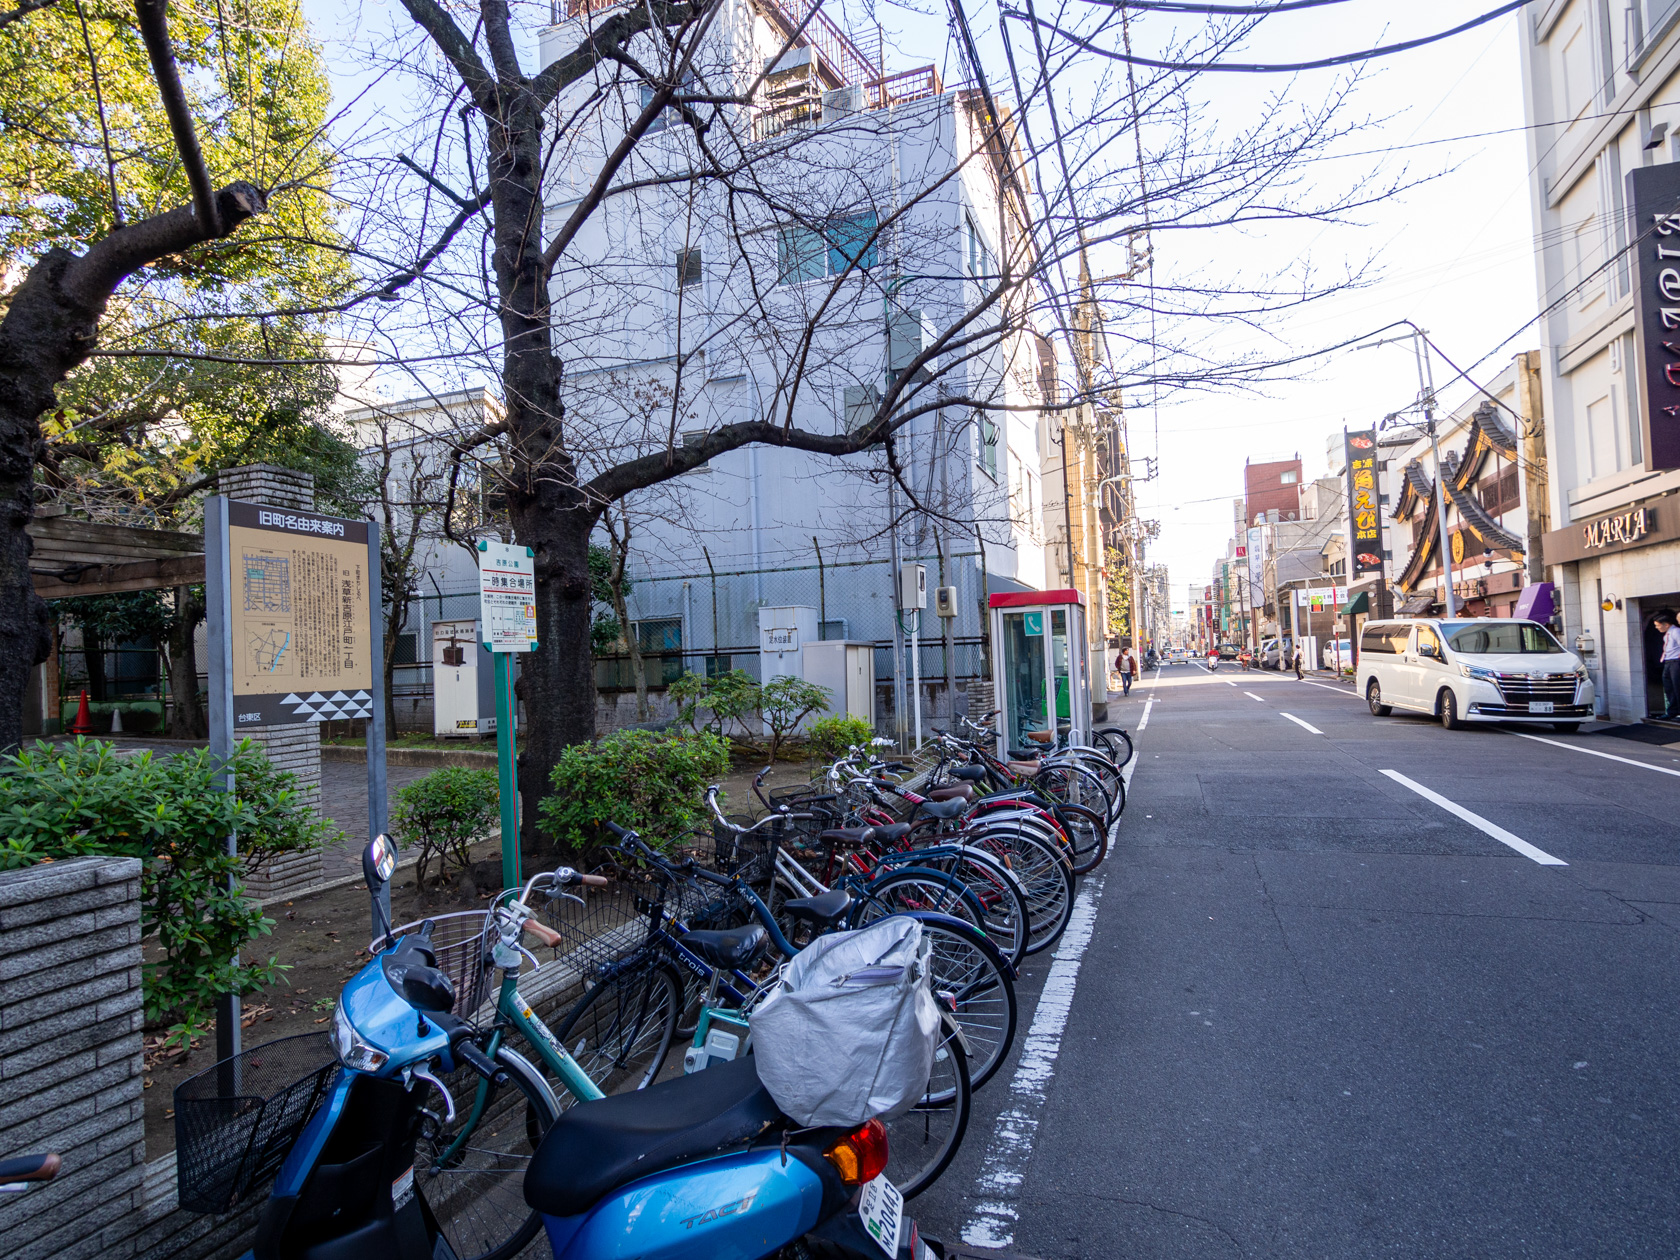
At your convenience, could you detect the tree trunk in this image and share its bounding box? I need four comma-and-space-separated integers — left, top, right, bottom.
166, 585, 206, 739
384, 593, 407, 737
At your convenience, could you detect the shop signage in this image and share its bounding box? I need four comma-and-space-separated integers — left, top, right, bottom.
1344, 430, 1383, 575
1543, 500, 1672, 565
1296, 587, 1348, 611
1246, 527, 1264, 588
1628, 163, 1680, 470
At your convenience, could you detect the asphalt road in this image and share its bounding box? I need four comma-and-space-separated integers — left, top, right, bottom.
911, 662, 1680, 1259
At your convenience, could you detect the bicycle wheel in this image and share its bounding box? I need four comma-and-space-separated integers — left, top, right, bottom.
1054, 802, 1109, 875
878, 850, 1031, 969
1066, 748, 1125, 822
415, 1045, 559, 1260
1092, 725, 1133, 768
552, 961, 682, 1097
850, 910, 1017, 1091
864, 867, 989, 934
883, 1009, 971, 1198
1036, 760, 1116, 828
972, 823, 1074, 956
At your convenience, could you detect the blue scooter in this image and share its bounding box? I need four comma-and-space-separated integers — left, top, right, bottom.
245, 836, 932, 1260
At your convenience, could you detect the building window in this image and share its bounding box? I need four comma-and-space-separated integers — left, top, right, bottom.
681, 430, 711, 472
978, 415, 999, 479
778, 214, 878, 285
676, 246, 702, 288
966, 213, 996, 279
639, 81, 685, 133
1480, 465, 1519, 516
1279, 470, 1298, 485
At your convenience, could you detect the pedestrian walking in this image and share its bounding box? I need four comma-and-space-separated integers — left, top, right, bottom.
1293, 648, 1304, 680
1119, 646, 1136, 696
1657, 609, 1680, 720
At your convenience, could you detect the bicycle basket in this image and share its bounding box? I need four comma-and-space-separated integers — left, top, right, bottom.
712, 818, 777, 887
534, 860, 666, 980
373, 911, 495, 1021
173, 1032, 338, 1214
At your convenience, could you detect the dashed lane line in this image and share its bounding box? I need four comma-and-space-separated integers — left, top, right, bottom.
1379, 769, 1567, 866
1508, 730, 1680, 779
1137, 698, 1154, 731
1279, 712, 1323, 734
1243, 691, 1265, 702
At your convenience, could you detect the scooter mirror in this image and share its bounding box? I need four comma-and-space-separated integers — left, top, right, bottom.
363, 834, 398, 889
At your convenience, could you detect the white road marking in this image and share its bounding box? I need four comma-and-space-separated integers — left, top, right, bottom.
1243, 691, 1265, 703
1300, 680, 1358, 696
1509, 731, 1680, 779
1224, 680, 1237, 687
1137, 698, 1154, 731
962, 875, 1106, 1248
1280, 712, 1323, 734
1379, 769, 1567, 866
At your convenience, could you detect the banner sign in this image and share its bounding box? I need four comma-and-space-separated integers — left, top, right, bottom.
1629, 163, 1680, 470
479, 540, 538, 652
1246, 527, 1264, 589
1345, 430, 1383, 575
226, 501, 373, 726
1296, 587, 1348, 611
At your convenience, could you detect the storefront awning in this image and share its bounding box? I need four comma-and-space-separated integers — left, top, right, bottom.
1398, 594, 1435, 616
1341, 591, 1371, 616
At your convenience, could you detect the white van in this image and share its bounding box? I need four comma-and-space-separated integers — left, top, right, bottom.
1358, 618, 1594, 731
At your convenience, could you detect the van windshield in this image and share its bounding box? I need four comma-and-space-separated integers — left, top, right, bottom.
1443, 621, 1564, 654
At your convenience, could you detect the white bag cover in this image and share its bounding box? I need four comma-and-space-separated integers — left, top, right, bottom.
749, 916, 941, 1127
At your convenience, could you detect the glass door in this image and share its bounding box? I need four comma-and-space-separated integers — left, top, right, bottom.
1001, 610, 1048, 751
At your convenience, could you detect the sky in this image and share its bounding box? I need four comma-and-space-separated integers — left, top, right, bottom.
297, 0, 1544, 616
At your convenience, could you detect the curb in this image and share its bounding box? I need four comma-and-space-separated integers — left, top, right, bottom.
322, 743, 498, 768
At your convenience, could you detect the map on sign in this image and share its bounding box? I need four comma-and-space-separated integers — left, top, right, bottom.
479, 540, 537, 652
225, 500, 374, 726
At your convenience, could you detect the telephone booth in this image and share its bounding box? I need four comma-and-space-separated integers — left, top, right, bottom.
988, 590, 1092, 752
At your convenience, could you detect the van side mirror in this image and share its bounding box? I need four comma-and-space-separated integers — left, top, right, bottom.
1419, 643, 1440, 660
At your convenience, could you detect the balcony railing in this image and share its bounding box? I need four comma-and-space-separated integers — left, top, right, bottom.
763, 0, 880, 87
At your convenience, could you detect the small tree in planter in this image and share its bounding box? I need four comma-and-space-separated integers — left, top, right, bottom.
540, 729, 731, 855
390, 766, 501, 895
759, 677, 831, 761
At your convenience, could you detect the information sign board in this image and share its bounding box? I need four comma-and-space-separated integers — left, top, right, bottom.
479, 540, 537, 652
227, 501, 373, 726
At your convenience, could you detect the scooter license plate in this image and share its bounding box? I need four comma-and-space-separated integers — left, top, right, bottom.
1530, 701, 1554, 714
858, 1173, 904, 1256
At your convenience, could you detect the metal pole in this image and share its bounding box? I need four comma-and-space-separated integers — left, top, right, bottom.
911, 611, 922, 748
814, 536, 826, 638
204, 495, 240, 1084
1414, 330, 1457, 616
494, 651, 519, 891
888, 480, 907, 749
366, 522, 389, 930
703, 546, 720, 674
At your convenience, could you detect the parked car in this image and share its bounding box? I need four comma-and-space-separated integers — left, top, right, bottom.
1258, 638, 1283, 670
1320, 637, 1352, 672
1358, 618, 1594, 731
1217, 642, 1239, 660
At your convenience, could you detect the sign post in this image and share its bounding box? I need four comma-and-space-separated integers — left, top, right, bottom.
478, 540, 537, 891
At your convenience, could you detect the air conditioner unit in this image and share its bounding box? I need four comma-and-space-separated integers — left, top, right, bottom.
823, 85, 863, 123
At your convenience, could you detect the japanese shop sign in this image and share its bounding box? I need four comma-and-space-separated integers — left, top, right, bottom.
227, 500, 372, 726
1344, 430, 1383, 576
1629, 163, 1680, 470
479, 540, 537, 652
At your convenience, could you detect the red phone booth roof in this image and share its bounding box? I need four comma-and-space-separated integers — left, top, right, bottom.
988, 589, 1086, 608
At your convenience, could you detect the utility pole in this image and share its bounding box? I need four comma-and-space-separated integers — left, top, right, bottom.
1412, 329, 1458, 617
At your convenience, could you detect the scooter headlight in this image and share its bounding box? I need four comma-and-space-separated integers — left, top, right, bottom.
332, 997, 389, 1072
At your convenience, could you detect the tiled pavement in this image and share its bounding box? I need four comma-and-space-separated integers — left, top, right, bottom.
316, 760, 430, 878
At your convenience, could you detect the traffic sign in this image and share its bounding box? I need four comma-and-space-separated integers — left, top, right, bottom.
478, 540, 537, 652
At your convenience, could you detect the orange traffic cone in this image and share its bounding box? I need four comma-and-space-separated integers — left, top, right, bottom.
70, 689, 95, 735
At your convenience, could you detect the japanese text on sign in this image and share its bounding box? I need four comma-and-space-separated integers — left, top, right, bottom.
1344, 430, 1383, 576
479, 540, 537, 652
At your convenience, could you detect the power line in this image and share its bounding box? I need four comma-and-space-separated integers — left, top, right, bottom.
1015, 0, 1532, 73
1105, 0, 1355, 11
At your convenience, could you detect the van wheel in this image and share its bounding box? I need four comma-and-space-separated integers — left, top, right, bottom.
1439, 689, 1463, 730
1553, 722, 1581, 733
1366, 679, 1391, 717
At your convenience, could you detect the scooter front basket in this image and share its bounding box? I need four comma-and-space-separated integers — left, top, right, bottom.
173, 1031, 337, 1214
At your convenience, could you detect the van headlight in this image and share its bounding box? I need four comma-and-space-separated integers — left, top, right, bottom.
333, 998, 389, 1072
1574, 666, 1588, 680
1459, 664, 1498, 682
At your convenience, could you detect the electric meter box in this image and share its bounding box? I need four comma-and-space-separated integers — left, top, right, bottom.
432, 619, 498, 738
934, 585, 959, 618
898, 562, 927, 610
802, 640, 876, 728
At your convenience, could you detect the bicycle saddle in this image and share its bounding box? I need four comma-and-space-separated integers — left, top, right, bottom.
870, 822, 914, 843
782, 888, 852, 927
680, 924, 768, 970
820, 826, 875, 847
1006, 748, 1042, 761
926, 783, 974, 803
951, 765, 988, 783
916, 798, 967, 821
524, 1055, 782, 1218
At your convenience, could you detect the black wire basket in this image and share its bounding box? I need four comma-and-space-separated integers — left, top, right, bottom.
173, 1031, 338, 1215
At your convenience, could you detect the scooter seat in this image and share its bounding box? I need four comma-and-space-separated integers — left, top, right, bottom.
782, 889, 852, 927
917, 798, 967, 821
524, 1056, 781, 1219
680, 924, 768, 970
952, 765, 988, 783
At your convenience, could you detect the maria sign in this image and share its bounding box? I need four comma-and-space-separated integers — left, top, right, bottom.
1629, 163, 1680, 470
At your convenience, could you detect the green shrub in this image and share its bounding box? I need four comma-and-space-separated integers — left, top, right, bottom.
668, 669, 760, 738
759, 676, 831, 759
539, 729, 731, 853
0, 737, 331, 1042
808, 714, 876, 762
391, 766, 501, 893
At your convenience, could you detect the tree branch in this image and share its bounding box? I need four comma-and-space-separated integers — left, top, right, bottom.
0, 0, 60, 29
133, 0, 221, 235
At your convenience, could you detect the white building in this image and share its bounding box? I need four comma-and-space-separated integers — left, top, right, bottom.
1520, 4, 1680, 720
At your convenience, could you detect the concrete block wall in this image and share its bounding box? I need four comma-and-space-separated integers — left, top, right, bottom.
0, 857, 146, 1260
219, 464, 324, 898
